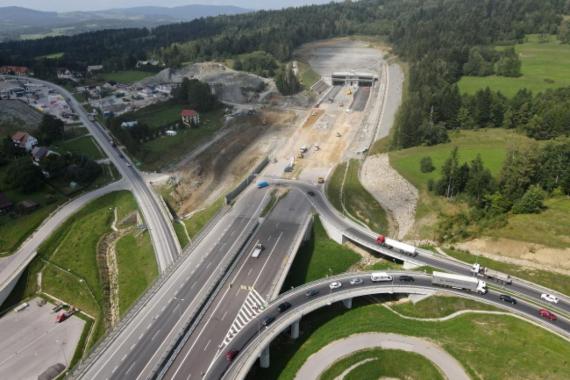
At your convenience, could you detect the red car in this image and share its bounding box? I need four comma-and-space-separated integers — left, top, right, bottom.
376, 235, 386, 244
226, 350, 239, 362
539, 309, 557, 321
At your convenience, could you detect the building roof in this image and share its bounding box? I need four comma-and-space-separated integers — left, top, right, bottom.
12, 131, 29, 143
32, 146, 49, 160
181, 109, 198, 117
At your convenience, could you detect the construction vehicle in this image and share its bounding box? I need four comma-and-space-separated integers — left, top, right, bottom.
52, 303, 67, 313
471, 263, 512, 285
336, 132, 342, 137
376, 235, 417, 256
432, 272, 487, 294
314, 145, 320, 152
347, 88, 352, 96
251, 243, 264, 258
56, 307, 77, 323
317, 177, 325, 184
297, 152, 304, 159
300, 146, 308, 153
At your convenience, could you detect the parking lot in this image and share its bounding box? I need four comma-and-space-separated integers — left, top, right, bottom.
0, 298, 84, 379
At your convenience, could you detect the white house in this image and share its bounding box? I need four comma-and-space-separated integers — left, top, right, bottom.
12, 131, 38, 152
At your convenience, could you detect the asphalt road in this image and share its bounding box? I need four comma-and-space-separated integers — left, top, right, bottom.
162, 189, 311, 380
1, 75, 180, 272
77, 187, 268, 380
211, 271, 570, 379
294, 333, 470, 380
271, 179, 570, 316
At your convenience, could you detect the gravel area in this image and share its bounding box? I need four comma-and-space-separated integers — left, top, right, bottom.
360, 154, 418, 239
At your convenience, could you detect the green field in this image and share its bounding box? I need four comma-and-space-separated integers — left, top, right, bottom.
296, 61, 321, 89
327, 159, 389, 234
99, 70, 155, 84
247, 298, 570, 380
459, 34, 570, 97
56, 135, 106, 160
130, 101, 187, 129
444, 248, 570, 297
116, 231, 158, 317
282, 216, 360, 289
173, 221, 190, 248
321, 349, 443, 380
133, 108, 226, 170
36, 52, 64, 60
391, 295, 497, 318
183, 197, 225, 239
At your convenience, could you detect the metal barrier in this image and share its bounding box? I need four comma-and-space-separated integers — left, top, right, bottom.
225, 157, 269, 204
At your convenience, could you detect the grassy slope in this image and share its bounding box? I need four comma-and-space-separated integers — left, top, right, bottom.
282, 216, 360, 289
173, 221, 190, 248
321, 349, 443, 380
99, 71, 155, 84
327, 160, 389, 234
296, 61, 321, 89
183, 198, 225, 239
391, 295, 497, 318
116, 231, 158, 317
247, 299, 570, 380
445, 248, 570, 296
56, 135, 106, 160
459, 34, 570, 97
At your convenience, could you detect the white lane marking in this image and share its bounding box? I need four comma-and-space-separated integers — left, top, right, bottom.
150, 329, 161, 342
203, 339, 211, 351
221, 311, 228, 321
247, 268, 253, 277
125, 362, 136, 375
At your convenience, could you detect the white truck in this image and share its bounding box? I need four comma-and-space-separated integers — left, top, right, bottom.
376, 235, 417, 256
471, 263, 512, 285
251, 243, 264, 258
432, 271, 487, 294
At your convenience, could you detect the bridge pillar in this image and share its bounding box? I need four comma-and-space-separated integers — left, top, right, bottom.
260, 346, 270, 368
290, 319, 300, 339
342, 298, 353, 309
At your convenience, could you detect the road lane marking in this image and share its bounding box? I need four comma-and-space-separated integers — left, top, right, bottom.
221, 311, 228, 321
203, 339, 211, 351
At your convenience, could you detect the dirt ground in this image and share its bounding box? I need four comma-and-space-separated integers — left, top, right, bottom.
0, 99, 43, 134
456, 238, 570, 275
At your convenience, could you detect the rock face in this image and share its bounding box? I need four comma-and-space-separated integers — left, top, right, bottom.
360, 153, 418, 239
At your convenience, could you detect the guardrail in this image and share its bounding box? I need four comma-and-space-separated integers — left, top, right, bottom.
225, 157, 269, 205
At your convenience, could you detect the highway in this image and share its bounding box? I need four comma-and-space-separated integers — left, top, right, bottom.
1, 74, 180, 272
161, 189, 311, 380
269, 179, 570, 316
75, 187, 269, 380
209, 271, 570, 379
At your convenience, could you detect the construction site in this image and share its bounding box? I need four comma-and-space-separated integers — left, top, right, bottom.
157, 38, 388, 216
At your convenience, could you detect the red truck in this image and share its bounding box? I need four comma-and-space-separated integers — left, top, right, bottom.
56, 307, 77, 323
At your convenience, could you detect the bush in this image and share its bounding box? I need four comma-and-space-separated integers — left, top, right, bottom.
512, 185, 546, 214
420, 156, 435, 173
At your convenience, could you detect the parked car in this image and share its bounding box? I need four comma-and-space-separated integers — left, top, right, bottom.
398, 275, 414, 282
349, 278, 363, 285
225, 350, 239, 362
329, 281, 342, 290
499, 294, 517, 304
277, 302, 291, 313
307, 191, 315, 196
305, 289, 319, 298
541, 293, 559, 304
539, 309, 557, 321
262, 316, 275, 327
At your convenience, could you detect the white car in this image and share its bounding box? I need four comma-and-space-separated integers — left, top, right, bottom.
370, 272, 393, 282
349, 278, 363, 285
329, 281, 342, 290
541, 293, 559, 304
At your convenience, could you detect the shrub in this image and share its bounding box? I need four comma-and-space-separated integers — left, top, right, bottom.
420, 156, 435, 173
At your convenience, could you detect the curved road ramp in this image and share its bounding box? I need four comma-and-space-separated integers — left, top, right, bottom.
295, 333, 469, 380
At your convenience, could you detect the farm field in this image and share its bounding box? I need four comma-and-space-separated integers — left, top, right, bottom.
458, 34, 570, 97
98, 70, 155, 84
56, 135, 106, 160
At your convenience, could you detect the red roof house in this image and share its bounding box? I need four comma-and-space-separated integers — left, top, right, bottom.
180, 109, 200, 127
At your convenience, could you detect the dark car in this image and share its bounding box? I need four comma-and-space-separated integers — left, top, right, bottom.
277, 302, 291, 313
499, 294, 517, 304
225, 350, 239, 362
262, 316, 275, 327
305, 289, 319, 298
398, 275, 414, 282
307, 191, 315, 196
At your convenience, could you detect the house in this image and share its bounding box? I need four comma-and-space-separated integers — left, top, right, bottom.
0, 66, 30, 76
121, 121, 139, 129
0, 193, 13, 214
12, 131, 38, 152
165, 130, 177, 137
17, 200, 39, 214
87, 65, 104, 73
31, 146, 57, 163
181, 109, 200, 127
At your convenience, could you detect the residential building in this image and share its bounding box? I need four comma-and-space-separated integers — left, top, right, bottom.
181, 109, 200, 127
0, 66, 30, 76
121, 121, 139, 129
12, 131, 38, 152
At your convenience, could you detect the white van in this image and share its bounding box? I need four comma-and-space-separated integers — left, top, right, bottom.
370, 272, 392, 282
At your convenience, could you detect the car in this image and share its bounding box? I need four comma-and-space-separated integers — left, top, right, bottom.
307, 191, 315, 196
118, 153, 124, 159
370, 272, 392, 282
305, 289, 319, 298
225, 350, 239, 362
262, 316, 275, 327
499, 294, 517, 304
127, 163, 132, 167
349, 278, 363, 285
329, 281, 342, 290
539, 309, 557, 321
398, 275, 414, 282
540, 293, 559, 304
277, 302, 291, 313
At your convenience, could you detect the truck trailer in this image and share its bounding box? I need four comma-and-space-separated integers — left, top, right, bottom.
376, 235, 417, 256
471, 263, 512, 284
432, 271, 487, 294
